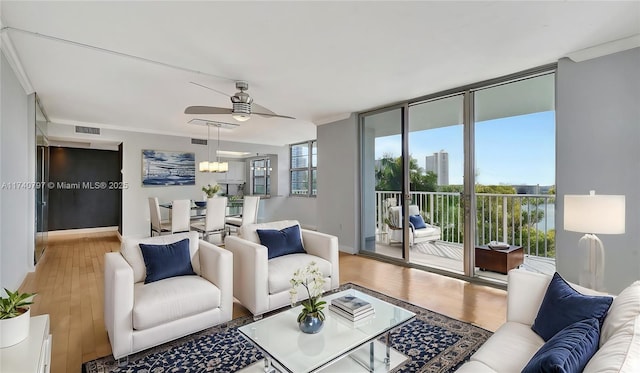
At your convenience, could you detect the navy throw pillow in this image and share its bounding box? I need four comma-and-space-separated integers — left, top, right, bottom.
409, 214, 427, 229
522, 318, 600, 373
531, 272, 613, 341
139, 238, 195, 284
256, 224, 306, 259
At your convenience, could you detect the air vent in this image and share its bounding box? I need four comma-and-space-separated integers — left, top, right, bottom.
75, 126, 100, 135
191, 138, 208, 146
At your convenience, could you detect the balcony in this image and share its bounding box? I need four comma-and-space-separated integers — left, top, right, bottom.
372, 191, 556, 279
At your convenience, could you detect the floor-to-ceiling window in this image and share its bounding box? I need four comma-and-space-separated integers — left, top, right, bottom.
359, 67, 556, 282
407, 95, 465, 271
473, 73, 556, 280
361, 106, 406, 259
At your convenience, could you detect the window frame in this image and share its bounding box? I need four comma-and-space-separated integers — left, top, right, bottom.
250, 157, 271, 196
289, 140, 317, 197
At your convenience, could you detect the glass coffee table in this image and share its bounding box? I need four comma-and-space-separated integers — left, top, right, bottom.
238, 289, 415, 372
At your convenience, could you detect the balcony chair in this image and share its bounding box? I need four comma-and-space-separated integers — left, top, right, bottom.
224, 220, 339, 318
191, 197, 227, 242
104, 232, 233, 359
388, 205, 441, 245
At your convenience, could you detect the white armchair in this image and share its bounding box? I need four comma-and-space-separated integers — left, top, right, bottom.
224, 220, 339, 318
104, 232, 233, 359
388, 205, 441, 245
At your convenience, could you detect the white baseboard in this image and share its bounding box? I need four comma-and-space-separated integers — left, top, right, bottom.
47, 226, 119, 237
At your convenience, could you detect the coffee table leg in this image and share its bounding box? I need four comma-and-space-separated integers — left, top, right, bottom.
369, 342, 375, 372
263, 356, 276, 373
385, 331, 391, 367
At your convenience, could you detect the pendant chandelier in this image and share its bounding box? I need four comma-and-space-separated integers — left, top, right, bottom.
199, 123, 228, 173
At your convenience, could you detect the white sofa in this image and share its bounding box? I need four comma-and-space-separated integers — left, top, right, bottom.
224, 220, 339, 318
456, 269, 640, 372
104, 232, 233, 359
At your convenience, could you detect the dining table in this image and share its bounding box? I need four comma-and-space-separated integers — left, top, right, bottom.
159, 199, 244, 220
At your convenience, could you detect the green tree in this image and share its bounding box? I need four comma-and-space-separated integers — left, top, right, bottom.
375, 154, 437, 192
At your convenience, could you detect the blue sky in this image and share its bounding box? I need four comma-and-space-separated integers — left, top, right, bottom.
375, 111, 555, 185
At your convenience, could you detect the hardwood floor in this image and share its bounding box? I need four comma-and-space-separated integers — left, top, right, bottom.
19, 233, 506, 373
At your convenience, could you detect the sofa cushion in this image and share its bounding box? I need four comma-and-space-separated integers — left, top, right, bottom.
522, 318, 600, 373
470, 321, 544, 373
139, 238, 195, 283
413, 226, 440, 238
132, 275, 220, 330
267, 254, 332, 294
240, 220, 302, 244
584, 314, 640, 373
257, 224, 306, 259
532, 272, 613, 341
600, 281, 640, 347
409, 214, 427, 229
121, 232, 201, 283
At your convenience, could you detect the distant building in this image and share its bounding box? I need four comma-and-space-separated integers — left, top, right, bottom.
425, 150, 449, 185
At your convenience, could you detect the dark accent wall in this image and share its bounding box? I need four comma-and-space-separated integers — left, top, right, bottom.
48, 147, 121, 230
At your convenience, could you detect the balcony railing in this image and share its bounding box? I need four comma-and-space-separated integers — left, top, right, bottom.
375, 191, 556, 258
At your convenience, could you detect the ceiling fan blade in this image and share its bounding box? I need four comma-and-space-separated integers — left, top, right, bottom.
253, 111, 296, 120
253, 102, 276, 115
184, 106, 233, 115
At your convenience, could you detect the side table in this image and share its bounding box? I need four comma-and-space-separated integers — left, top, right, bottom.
0, 314, 51, 373
475, 245, 524, 274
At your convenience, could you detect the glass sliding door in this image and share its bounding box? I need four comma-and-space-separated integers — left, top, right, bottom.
359, 67, 556, 282
407, 95, 465, 272
473, 73, 556, 279
35, 97, 49, 264
361, 107, 407, 259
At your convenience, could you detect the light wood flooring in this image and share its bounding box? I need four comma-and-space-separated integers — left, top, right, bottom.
19, 233, 507, 373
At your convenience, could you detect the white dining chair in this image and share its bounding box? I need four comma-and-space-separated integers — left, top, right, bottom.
225, 196, 260, 234
148, 197, 170, 236
171, 199, 191, 234
191, 197, 227, 242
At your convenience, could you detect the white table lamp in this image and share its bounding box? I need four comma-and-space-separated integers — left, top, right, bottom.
564, 190, 625, 291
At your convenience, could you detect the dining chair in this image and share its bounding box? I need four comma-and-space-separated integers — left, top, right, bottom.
148, 197, 170, 236
171, 199, 191, 234
191, 197, 227, 242
225, 195, 260, 234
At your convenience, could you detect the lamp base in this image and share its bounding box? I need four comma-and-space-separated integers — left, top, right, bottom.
577, 233, 605, 291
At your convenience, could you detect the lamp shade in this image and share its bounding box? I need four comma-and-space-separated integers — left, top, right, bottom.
564, 193, 625, 234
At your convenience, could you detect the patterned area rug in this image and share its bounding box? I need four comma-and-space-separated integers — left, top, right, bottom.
83, 283, 491, 373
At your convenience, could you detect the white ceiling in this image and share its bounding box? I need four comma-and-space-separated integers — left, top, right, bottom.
1, 1, 639, 146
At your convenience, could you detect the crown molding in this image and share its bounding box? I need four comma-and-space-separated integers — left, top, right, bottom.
0, 28, 35, 94
566, 34, 640, 63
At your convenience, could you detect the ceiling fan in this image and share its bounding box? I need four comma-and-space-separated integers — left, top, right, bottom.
184, 81, 295, 122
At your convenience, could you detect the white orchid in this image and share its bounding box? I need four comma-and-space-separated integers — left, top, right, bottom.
289, 262, 327, 322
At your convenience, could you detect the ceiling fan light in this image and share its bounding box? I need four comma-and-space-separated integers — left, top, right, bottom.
232, 112, 251, 122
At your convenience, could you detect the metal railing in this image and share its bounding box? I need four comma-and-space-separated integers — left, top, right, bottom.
375, 191, 556, 258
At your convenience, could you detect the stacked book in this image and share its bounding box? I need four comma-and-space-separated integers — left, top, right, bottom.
329, 295, 375, 322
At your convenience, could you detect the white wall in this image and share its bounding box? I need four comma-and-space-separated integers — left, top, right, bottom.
46, 123, 317, 237
0, 50, 35, 291
317, 114, 359, 253
556, 48, 640, 294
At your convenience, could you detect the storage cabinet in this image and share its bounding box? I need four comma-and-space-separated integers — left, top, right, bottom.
0, 314, 51, 373
226, 161, 245, 183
